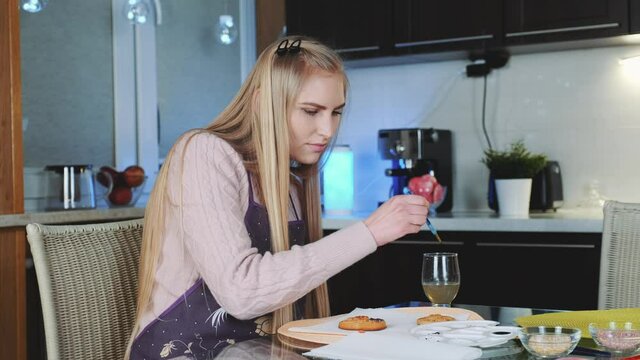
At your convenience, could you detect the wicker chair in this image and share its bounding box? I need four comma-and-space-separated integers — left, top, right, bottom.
598, 201, 640, 309
26, 219, 143, 360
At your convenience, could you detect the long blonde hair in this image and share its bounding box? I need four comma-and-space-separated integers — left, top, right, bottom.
126, 36, 348, 357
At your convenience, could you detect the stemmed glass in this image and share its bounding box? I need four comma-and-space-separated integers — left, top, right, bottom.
422, 252, 460, 307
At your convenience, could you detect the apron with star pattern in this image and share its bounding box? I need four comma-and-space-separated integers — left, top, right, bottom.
131, 176, 307, 360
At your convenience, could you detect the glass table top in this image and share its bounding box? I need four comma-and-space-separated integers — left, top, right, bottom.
211, 302, 614, 359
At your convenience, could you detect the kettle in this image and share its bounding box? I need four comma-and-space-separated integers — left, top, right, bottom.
44, 165, 96, 210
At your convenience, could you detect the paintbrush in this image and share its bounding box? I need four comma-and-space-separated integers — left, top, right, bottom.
426, 218, 442, 243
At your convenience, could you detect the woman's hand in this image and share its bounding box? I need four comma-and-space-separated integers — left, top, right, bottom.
363, 195, 430, 246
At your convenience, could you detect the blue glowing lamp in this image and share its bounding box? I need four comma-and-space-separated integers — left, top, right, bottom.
323, 145, 354, 215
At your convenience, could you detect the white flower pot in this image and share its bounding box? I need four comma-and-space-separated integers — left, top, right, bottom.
495, 178, 532, 218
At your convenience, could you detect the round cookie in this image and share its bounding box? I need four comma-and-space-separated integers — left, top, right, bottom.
338, 316, 387, 331
416, 313, 455, 325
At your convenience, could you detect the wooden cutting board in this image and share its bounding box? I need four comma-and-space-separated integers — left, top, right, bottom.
277, 307, 483, 351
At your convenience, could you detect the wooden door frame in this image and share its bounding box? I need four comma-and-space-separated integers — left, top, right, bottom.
0, 0, 26, 360
256, 0, 285, 54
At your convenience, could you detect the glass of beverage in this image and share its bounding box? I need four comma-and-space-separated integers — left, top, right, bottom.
422, 252, 460, 307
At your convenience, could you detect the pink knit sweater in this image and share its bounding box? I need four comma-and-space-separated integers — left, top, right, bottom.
138, 132, 377, 332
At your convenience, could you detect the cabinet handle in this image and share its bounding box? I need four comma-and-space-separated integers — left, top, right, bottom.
506, 23, 619, 38
395, 34, 493, 48
477, 242, 595, 249
335, 46, 380, 54
393, 240, 464, 246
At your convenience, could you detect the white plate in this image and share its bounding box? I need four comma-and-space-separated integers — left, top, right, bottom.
410, 320, 521, 348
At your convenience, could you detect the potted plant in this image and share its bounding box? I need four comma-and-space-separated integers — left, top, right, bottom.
482, 140, 547, 217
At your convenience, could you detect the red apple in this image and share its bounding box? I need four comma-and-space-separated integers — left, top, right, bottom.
96, 171, 110, 187
108, 186, 133, 205
123, 165, 145, 187
98, 166, 125, 187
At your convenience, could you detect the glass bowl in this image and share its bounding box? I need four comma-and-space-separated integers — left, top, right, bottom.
518, 326, 581, 358
95, 172, 146, 208
589, 321, 640, 355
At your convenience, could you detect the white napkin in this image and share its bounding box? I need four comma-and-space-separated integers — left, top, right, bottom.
304, 332, 482, 360
288, 308, 469, 336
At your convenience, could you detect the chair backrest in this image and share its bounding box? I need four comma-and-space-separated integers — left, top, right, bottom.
598, 201, 640, 309
26, 219, 143, 360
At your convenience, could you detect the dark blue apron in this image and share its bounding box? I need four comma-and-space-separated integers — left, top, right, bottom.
131, 176, 307, 360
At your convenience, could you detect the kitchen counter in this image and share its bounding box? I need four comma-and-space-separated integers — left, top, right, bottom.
0, 206, 145, 228
1, 207, 604, 233
323, 208, 604, 233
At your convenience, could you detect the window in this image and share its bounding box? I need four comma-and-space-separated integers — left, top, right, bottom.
21, 0, 255, 210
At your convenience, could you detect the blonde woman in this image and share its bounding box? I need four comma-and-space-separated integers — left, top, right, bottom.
127, 37, 429, 360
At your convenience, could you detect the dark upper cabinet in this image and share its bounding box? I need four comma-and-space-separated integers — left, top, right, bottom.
504, 0, 629, 45
631, 0, 640, 33
285, 0, 393, 59
392, 0, 503, 55
285, 0, 634, 61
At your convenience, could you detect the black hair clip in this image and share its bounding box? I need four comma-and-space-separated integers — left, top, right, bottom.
288, 39, 301, 54
276, 39, 302, 56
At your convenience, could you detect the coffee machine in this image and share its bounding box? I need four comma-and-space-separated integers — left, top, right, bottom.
378, 128, 453, 212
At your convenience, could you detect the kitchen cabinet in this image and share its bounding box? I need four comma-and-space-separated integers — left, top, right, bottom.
373, 238, 473, 309
392, 0, 502, 55
327, 236, 472, 314
285, 0, 392, 59
463, 232, 601, 310
504, 0, 629, 45
631, 0, 640, 34
285, 0, 634, 62
327, 230, 601, 314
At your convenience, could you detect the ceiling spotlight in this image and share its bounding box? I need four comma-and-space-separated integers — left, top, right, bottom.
21, 0, 48, 13
125, 0, 151, 25
216, 15, 238, 45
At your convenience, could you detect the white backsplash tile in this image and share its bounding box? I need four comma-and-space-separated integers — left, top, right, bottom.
340, 44, 640, 213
